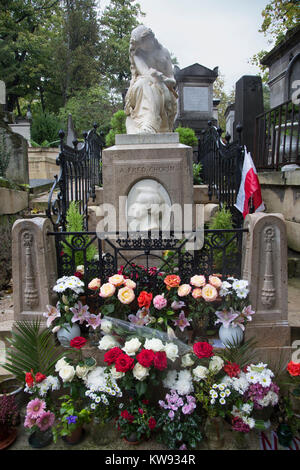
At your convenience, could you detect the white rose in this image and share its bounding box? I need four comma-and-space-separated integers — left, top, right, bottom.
98, 335, 121, 350
164, 343, 179, 362
75, 365, 89, 379
101, 319, 113, 334
59, 365, 75, 383
122, 338, 142, 356
181, 354, 195, 368
193, 365, 209, 382
144, 338, 164, 352
209, 356, 224, 373
55, 357, 68, 372
110, 366, 125, 380
132, 363, 150, 381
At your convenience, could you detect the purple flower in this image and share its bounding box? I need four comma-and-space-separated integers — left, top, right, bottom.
179, 444, 187, 450
66, 415, 78, 425
214, 308, 239, 328
171, 301, 185, 310
70, 301, 90, 324
86, 313, 102, 330
173, 311, 190, 332
128, 308, 150, 326
168, 410, 175, 420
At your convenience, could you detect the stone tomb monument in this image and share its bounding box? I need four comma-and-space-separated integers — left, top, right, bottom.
101, 26, 194, 238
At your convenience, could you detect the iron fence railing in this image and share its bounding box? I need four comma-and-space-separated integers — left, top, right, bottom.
197, 122, 245, 227
47, 229, 247, 303
46, 124, 104, 231
253, 99, 300, 170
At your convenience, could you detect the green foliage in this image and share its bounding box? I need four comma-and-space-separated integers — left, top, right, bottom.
218, 337, 258, 369
175, 126, 198, 147
193, 162, 203, 185
59, 85, 122, 137
52, 395, 91, 442
2, 318, 67, 383
31, 110, 63, 146
62, 201, 97, 266
207, 206, 238, 272
156, 407, 202, 450
105, 110, 126, 147
0, 130, 10, 177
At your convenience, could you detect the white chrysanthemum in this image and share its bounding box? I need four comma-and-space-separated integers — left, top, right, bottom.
258, 374, 272, 388
163, 370, 178, 390
241, 403, 253, 414
176, 370, 194, 396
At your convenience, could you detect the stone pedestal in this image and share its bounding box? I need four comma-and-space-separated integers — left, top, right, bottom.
12, 217, 57, 321
101, 133, 194, 234
242, 213, 291, 361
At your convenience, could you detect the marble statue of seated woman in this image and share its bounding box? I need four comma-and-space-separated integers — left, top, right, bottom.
125, 25, 178, 134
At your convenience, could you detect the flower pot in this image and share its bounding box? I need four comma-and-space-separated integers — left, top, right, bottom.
0, 427, 18, 450
63, 426, 84, 445
218, 324, 244, 347
28, 429, 53, 449
123, 433, 142, 445
204, 416, 225, 450
0, 377, 25, 410
56, 323, 81, 347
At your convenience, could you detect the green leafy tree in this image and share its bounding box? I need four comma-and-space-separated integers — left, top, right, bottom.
175, 126, 198, 147
98, 0, 145, 104
250, 0, 300, 82
105, 109, 126, 146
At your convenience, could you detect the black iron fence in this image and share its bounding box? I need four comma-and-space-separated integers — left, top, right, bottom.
197, 122, 245, 227
253, 99, 300, 170
47, 229, 247, 301
47, 124, 104, 231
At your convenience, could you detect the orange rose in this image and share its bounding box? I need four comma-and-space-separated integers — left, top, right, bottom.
287, 361, 300, 377
138, 291, 153, 309
192, 288, 202, 299
164, 275, 181, 290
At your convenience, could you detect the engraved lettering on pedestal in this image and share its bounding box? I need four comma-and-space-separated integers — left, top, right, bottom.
23, 231, 39, 308
261, 227, 276, 308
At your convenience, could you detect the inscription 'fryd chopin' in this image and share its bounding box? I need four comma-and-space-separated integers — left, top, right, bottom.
119, 165, 177, 175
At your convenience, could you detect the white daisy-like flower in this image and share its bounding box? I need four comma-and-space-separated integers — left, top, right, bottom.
219, 398, 226, 405
218, 384, 225, 391
212, 384, 218, 389
95, 396, 101, 403
211, 391, 218, 399
90, 403, 96, 410
225, 389, 231, 397
210, 399, 216, 405
220, 391, 226, 398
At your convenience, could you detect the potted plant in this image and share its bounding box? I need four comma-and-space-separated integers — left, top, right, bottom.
24, 397, 55, 448
0, 394, 19, 450
115, 396, 158, 444
156, 390, 203, 450
214, 277, 255, 346
285, 361, 300, 415
0, 377, 23, 410
52, 395, 91, 444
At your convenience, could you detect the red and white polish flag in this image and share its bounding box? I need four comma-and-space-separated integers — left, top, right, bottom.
235, 147, 265, 218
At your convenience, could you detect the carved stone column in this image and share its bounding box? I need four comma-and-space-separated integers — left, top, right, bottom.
242, 213, 291, 364
12, 217, 57, 321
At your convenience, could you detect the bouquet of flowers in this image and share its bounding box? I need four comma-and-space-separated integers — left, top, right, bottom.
83, 366, 122, 423
214, 277, 255, 331
100, 335, 179, 398
24, 398, 55, 434
156, 390, 202, 450
115, 397, 158, 443
24, 370, 60, 400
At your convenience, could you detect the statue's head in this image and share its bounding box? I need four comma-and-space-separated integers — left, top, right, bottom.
130, 25, 158, 51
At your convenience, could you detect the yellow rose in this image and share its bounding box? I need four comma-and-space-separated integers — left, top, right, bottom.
124, 279, 136, 289
202, 284, 218, 302
177, 284, 192, 297
190, 275, 206, 287
108, 274, 125, 286
208, 275, 222, 289
99, 283, 116, 298
118, 286, 135, 304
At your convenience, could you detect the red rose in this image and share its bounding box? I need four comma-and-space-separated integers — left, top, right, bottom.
193, 341, 214, 359
138, 408, 144, 415
115, 353, 135, 373
25, 372, 34, 388
35, 372, 46, 383
70, 336, 87, 349
287, 361, 300, 377
74, 271, 83, 279
224, 361, 241, 378
153, 351, 167, 371
148, 417, 156, 430
142, 399, 149, 405
137, 291, 153, 309
104, 347, 123, 366
121, 410, 134, 423
136, 349, 155, 368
